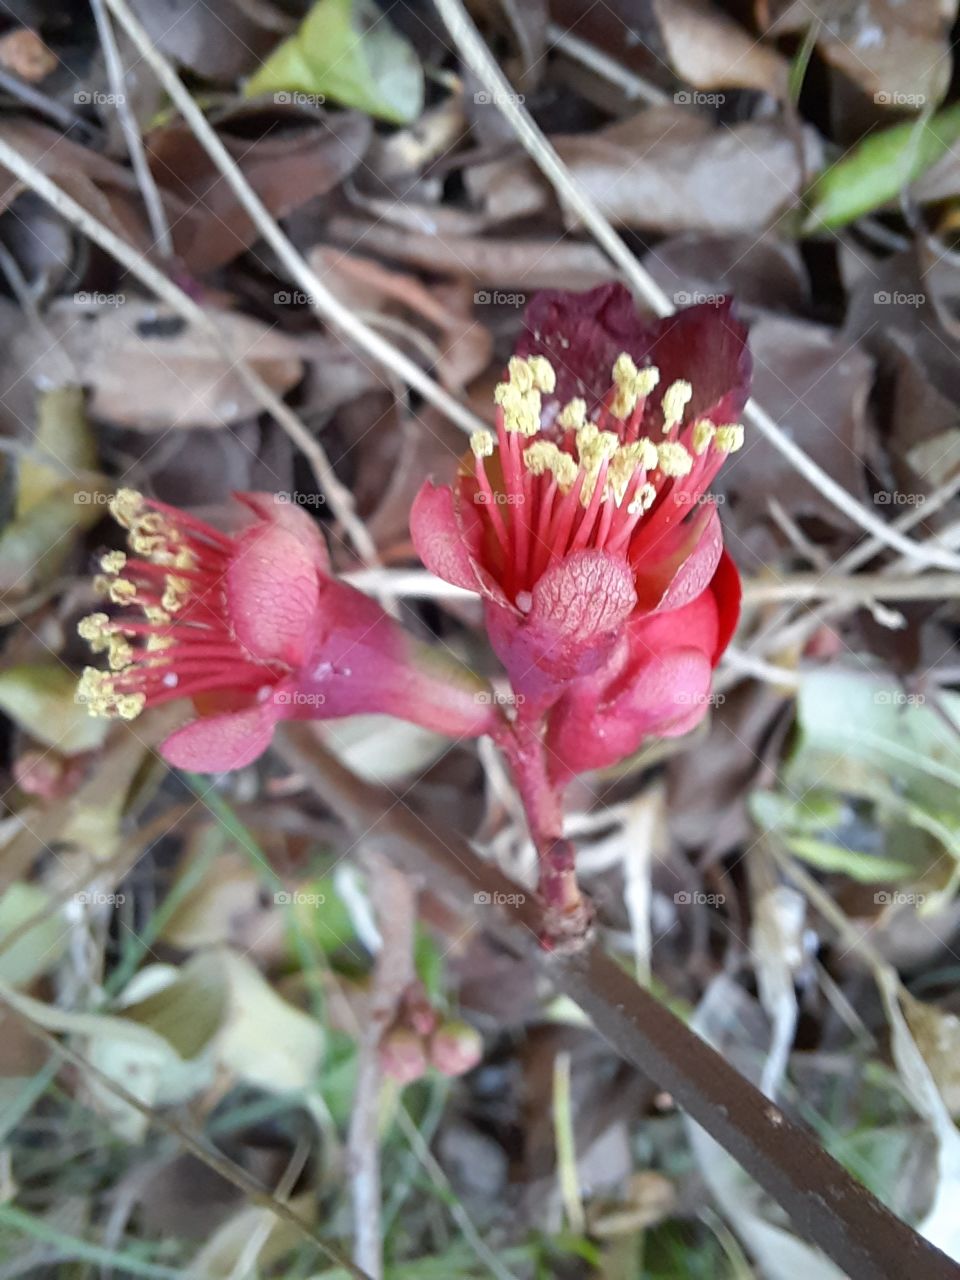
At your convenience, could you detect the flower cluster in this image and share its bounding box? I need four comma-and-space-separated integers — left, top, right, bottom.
77, 491, 494, 772
411, 284, 748, 782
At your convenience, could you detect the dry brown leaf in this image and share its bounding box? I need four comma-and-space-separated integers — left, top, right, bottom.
467, 109, 821, 234
0, 29, 57, 82
652, 0, 788, 95
27, 301, 304, 430
147, 107, 373, 273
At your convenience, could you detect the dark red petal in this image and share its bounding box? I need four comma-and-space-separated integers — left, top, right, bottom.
643, 299, 751, 425
515, 285, 750, 424
632, 503, 720, 614
159, 702, 279, 772
707, 547, 741, 665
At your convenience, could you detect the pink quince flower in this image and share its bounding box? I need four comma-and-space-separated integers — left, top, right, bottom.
78, 490, 495, 772
410, 284, 749, 780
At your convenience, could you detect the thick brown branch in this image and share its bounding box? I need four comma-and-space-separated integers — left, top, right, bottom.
277, 724, 960, 1280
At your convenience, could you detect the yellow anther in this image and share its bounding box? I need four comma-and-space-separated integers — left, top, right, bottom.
107, 635, 134, 671
523, 441, 578, 491
116, 692, 146, 720
507, 356, 535, 393
527, 355, 556, 394
692, 419, 716, 455
108, 578, 138, 605
715, 424, 745, 453
109, 488, 144, 530
496, 382, 541, 436
613, 352, 639, 385
78, 613, 110, 645
656, 442, 694, 478
162, 575, 190, 614
100, 550, 127, 575
635, 366, 660, 397
144, 606, 170, 625
470, 430, 494, 458
146, 633, 172, 652
557, 398, 586, 431
661, 380, 693, 432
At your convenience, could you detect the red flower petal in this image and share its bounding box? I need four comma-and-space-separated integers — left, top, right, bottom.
159, 701, 279, 771
410, 480, 487, 593
228, 521, 321, 666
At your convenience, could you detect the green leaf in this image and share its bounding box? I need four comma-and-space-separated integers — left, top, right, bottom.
0, 663, 108, 755
244, 0, 424, 125
803, 104, 960, 232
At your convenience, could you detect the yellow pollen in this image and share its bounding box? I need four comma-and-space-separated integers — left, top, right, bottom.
610, 356, 660, 419
100, 550, 127, 574
144, 606, 170, 625
661, 380, 693, 432
470, 430, 494, 458
526, 355, 556, 393
715, 424, 745, 453
107, 635, 134, 671
117, 693, 146, 720
161, 575, 190, 614
507, 356, 535, 393
656, 442, 694, 478
496, 381, 541, 436
146, 633, 173, 652
692, 419, 716, 454
108, 578, 138, 605
523, 441, 578, 491
78, 613, 111, 646
109, 488, 144, 530
557, 398, 586, 431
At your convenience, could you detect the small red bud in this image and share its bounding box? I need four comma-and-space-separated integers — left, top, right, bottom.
428, 1020, 483, 1077
379, 1027, 428, 1086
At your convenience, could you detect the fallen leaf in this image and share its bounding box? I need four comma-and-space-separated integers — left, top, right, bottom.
245, 0, 424, 125
0, 664, 108, 756
652, 0, 788, 95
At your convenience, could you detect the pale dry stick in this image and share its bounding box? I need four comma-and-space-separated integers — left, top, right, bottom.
0, 137, 379, 567
102, 0, 486, 443
433, 0, 960, 574
546, 22, 668, 105
348, 857, 417, 1280
742, 572, 960, 606
90, 0, 172, 258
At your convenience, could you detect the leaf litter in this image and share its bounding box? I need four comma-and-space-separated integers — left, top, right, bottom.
0, 0, 958, 1276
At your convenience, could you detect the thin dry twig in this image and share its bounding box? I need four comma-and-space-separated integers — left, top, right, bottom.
102, 0, 487, 441
432, 0, 960, 574
89, 0, 172, 258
